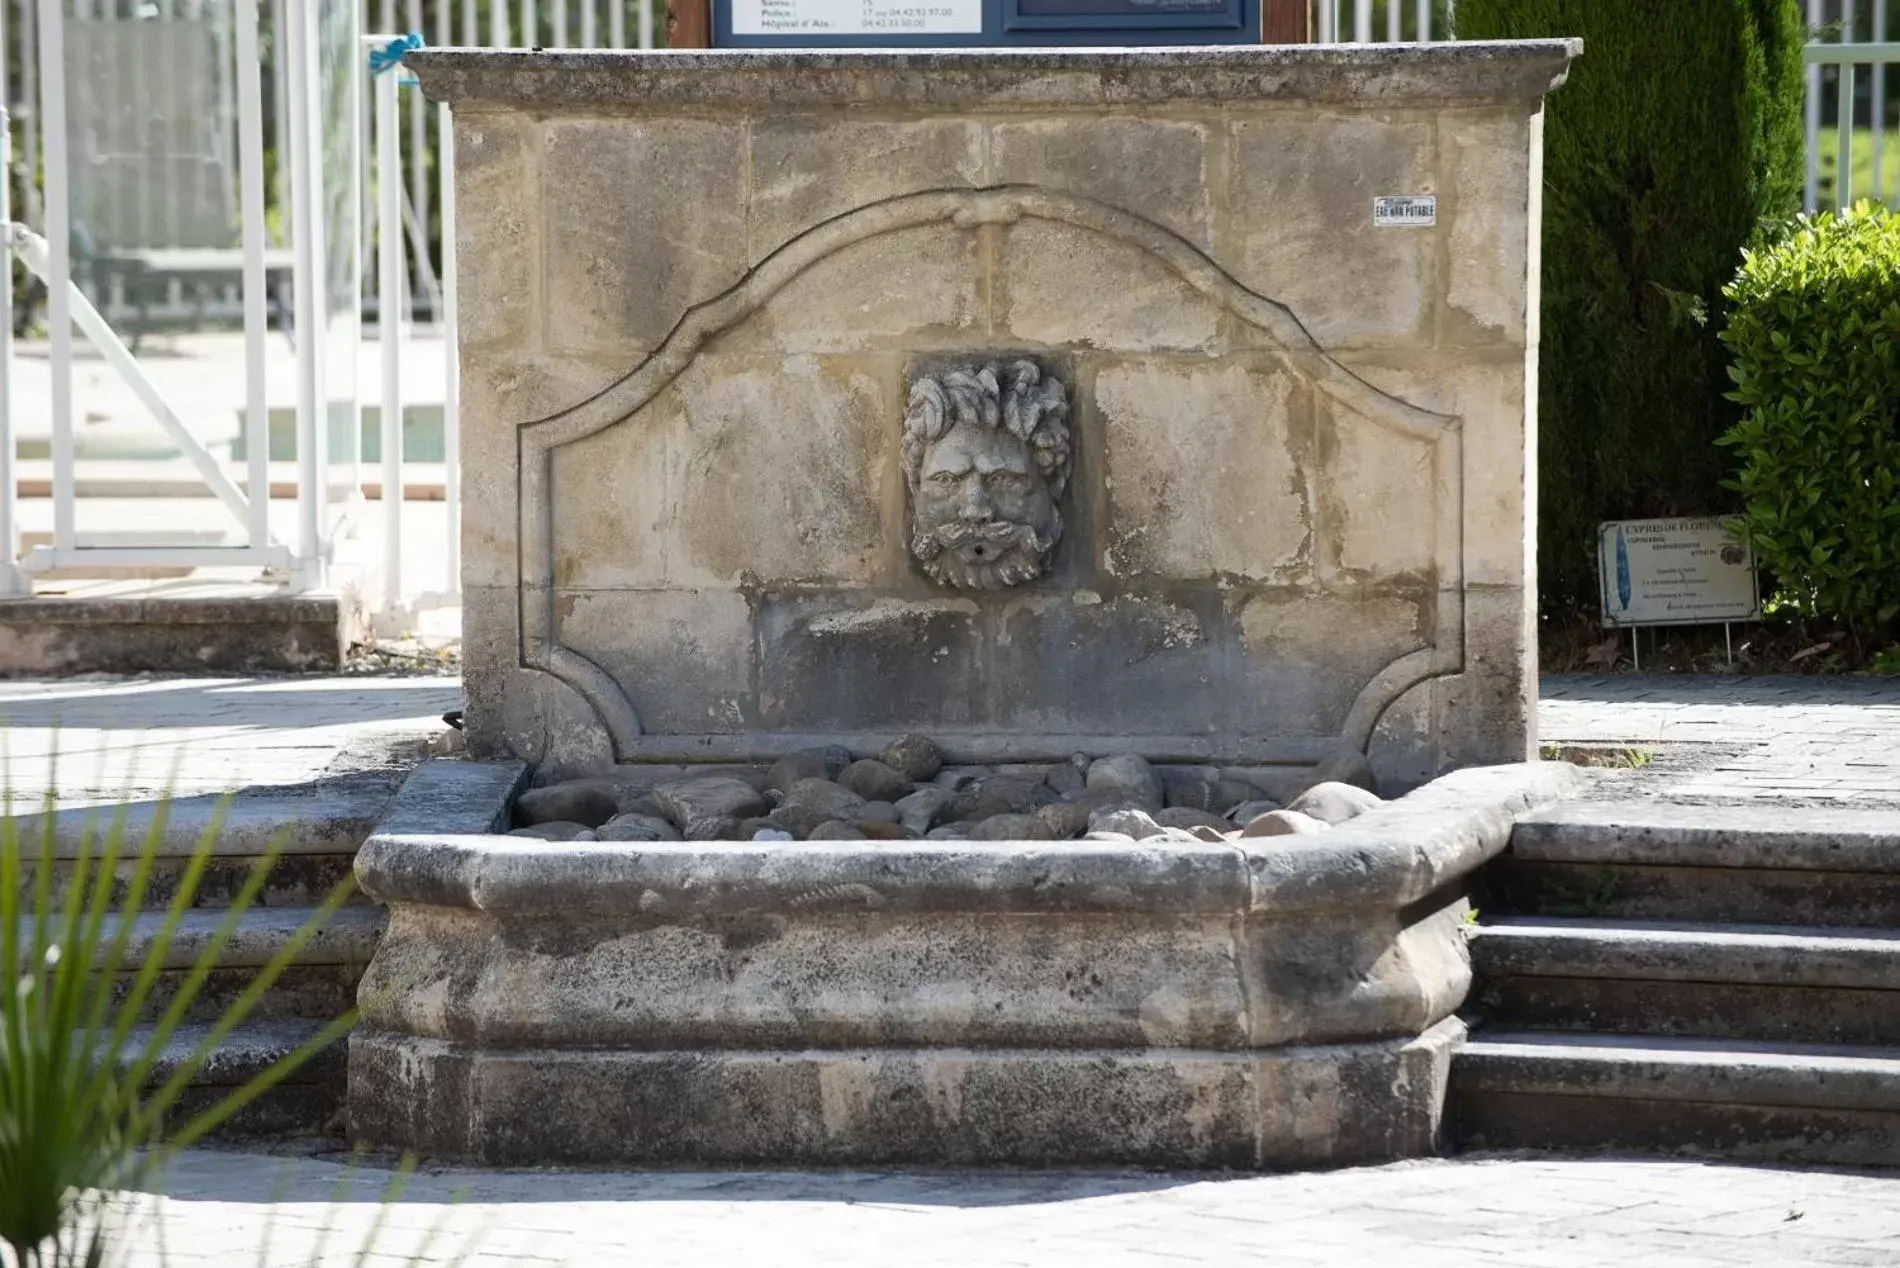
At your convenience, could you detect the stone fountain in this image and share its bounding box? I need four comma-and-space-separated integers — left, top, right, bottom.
349, 40, 1583, 1168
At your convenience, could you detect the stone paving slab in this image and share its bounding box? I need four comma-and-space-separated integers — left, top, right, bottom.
1542, 675, 1900, 808
94, 1150, 1900, 1267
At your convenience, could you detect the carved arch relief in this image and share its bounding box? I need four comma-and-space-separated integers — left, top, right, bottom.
511, 185, 1465, 763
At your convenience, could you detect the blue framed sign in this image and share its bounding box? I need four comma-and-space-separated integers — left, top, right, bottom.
717, 0, 1257, 46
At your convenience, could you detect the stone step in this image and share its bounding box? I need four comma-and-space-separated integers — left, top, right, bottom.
27, 905, 383, 1024
10, 786, 392, 910
1492, 803, 1900, 927
0, 593, 353, 676
128, 1016, 349, 1138
1468, 917, 1900, 1045
1453, 1030, 1900, 1166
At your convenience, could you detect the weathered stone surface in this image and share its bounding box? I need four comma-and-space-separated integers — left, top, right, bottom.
878, 734, 945, 783
893, 786, 951, 835
854, 819, 913, 841
506, 822, 597, 842
753, 828, 796, 842
1034, 800, 1093, 840
685, 817, 746, 841
1044, 756, 1090, 797
515, 782, 620, 830
969, 813, 1058, 841
905, 359, 1071, 591
1155, 807, 1232, 834
1286, 782, 1384, 827
541, 118, 745, 356
596, 812, 683, 843
1159, 766, 1224, 812
933, 767, 990, 792
1241, 809, 1332, 838
858, 800, 900, 824
1090, 807, 1165, 840
1227, 798, 1284, 825
653, 777, 770, 834
771, 778, 869, 838
838, 759, 913, 804
1087, 754, 1164, 807
1303, 748, 1380, 795
766, 746, 854, 794
441, 39, 1559, 806
809, 820, 869, 840
1211, 779, 1268, 815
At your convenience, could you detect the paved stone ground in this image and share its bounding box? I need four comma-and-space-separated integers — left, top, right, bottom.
0, 675, 462, 807
97, 1149, 1900, 1267
6, 671, 1898, 1265
1543, 674, 1900, 807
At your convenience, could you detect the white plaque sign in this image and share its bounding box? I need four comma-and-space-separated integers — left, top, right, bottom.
733, 0, 982, 34
1598, 517, 1761, 627
1373, 195, 1437, 227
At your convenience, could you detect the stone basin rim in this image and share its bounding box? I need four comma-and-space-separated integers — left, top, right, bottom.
355, 761, 1586, 918
406, 40, 1583, 111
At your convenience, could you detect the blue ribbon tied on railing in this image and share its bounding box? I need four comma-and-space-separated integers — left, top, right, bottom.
370, 32, 424, 80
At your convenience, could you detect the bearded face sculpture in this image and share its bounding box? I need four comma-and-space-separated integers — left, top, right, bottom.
904, 360, 1071, 590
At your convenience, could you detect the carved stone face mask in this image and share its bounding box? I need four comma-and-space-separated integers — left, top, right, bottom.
904, 360, 1071, 590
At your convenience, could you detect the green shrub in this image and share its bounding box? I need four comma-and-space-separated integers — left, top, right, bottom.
1720, 204, 1900, 636
1453, 0, 1806, 615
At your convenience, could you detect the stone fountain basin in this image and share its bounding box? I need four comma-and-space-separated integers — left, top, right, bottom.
348, 761, 1580, 1168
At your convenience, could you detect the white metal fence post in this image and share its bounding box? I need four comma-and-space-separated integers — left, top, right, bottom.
35, 0, 72, 556
1876, 0, 1888, 201
237, 0, 272, 552
375, 51, 404, 612
1808, 0, 1824, 213
288, 0, 329, 590
0, 2, 22, 595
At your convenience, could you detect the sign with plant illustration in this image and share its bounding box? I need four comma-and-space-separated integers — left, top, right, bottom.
1598, 517, 1761, 627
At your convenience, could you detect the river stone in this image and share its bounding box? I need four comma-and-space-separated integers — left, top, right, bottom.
515, 782, 619, 829
1226, 798, 1283, 825
943, 785, 1015, 823
838, 758, 913, 803
1088, 806, 1165, 840
893, 786, 951, 834
770, 778, 868, 837
1085, 754, 1163, 807
1156, 826, 1203, 842
1241, 809, 1332, 837
1285, 781, 1384, 826
878, 734, 944, 782
620, 793, 667, 821
764, 746, 854, 794
1210, 779, 1268, 816
855, 819, 913, 840
1082, 830, 1136, 842
653, 776, 769, 833
507, 822, 597, 841
1189, 824, 1232, 843
1154, 806, 1231, 834
1158, 765, 1224, 812
595, 812, 683, 842
752, 828, 795, 841
1033, 800, 1093, 840
685, 816, 746, 841
932, 766, 992, 791
969, 812, 1057, 841
979, 776, 1052, 814
809, 820, 868, 840
1043, 755, 1090, 797
925, 822, 974, 840
858, 800, 900, 824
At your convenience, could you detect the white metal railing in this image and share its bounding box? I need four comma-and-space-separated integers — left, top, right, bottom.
1312, 0, 1439, 43
1, 1, 658, 610
1805, 0, 1900, 213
